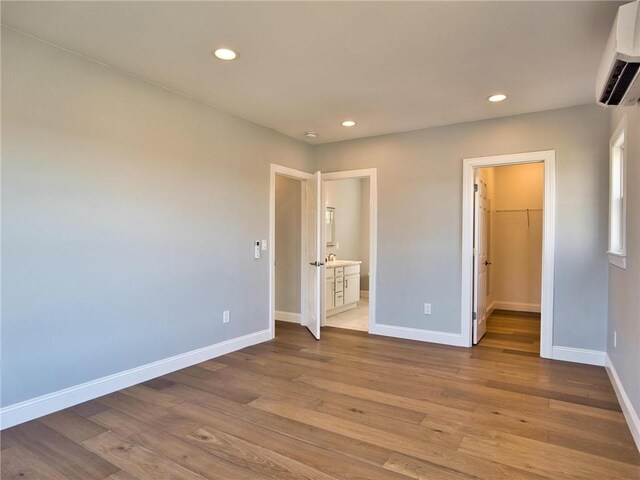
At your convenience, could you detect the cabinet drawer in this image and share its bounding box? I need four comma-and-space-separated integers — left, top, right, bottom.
334, 277, 344, 293
325, 267, 335, 279
344, 264, 360, 275
334, 266, 344, 277
334, 292, 344, 307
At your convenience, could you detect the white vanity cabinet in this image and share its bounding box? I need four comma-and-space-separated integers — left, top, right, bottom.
325, 270, 335, 311
325, 261, 361, 316
344, 270, 361, 306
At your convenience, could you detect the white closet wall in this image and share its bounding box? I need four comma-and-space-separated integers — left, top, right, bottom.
486, 163, 544, 312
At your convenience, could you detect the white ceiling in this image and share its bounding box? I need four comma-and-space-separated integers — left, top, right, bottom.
1, 1, 621, 144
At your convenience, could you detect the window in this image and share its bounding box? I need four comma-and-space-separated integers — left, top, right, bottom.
608, 117, 627, 269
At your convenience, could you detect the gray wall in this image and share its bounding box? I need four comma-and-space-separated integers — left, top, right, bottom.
325, 178, 361, 260
275, 175, 301, 313
314, 104, 610, 350
608, 104, 640, 418
1, 29, 314, 406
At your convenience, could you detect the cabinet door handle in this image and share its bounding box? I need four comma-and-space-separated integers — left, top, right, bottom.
345, 279, 348, 288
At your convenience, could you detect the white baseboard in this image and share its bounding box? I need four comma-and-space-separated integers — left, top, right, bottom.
492, 301, 541, 313
0, 328, 271, 430
326, 303, 358, 317
360, 290, 369, 298
551, 346, 606, 366
275, 311, 301, 323
606, 353, 640, 452
370, 323, 466, 347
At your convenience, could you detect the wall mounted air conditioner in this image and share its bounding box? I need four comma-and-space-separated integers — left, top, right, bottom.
596, 0, 640, 107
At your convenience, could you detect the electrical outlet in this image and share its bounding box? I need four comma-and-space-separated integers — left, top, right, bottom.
424, 303, 431, 315
223, 310, 230, 324
614, 330, 617, 348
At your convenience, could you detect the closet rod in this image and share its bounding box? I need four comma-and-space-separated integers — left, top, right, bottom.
492, 208, 541, 227
493, 208, 542, 213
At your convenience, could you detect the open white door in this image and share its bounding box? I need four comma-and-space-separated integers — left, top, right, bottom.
472, 173, 489, 344
304, 171, 322, 339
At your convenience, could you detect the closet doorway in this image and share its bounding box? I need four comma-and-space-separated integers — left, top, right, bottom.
472, 163, 544, 352
461, 151, 555, 358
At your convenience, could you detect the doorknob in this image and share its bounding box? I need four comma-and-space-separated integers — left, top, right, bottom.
484, 261, 492, 266
309, 261, 325, 267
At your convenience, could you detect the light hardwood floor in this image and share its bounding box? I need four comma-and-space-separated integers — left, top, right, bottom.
478, 309, 541, 354
2, 322, 639, 479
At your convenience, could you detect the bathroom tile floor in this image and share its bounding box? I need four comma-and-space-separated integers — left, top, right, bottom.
325, 298, 369, 331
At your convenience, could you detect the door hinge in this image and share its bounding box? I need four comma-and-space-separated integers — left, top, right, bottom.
474, 183, 479, 193
472, 311, 477, 320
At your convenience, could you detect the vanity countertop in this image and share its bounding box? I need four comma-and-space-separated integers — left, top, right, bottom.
326, 260, 362, 268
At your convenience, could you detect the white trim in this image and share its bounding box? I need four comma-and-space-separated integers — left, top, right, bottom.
274, 311, 301, 323
461, 150, 555, 358
491, 301, 541, 313
321, 169, 377, 335
606, 353, 640, 452
486, 300, 496, 316
608, 115, 627, 259
370, 323, 466, 347
608, 252, 627, 269
0, 328, 271, 430
269, 164, 313, 339
360, 290, 369, 298
551, 346, 606, 366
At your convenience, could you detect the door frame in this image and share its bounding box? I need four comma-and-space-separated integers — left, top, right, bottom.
269, 164, 314, 339
461, 150, 555, 358
320, 168, 378, 332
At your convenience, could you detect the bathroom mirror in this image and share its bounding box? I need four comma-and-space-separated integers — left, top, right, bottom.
326, 207, 336, 246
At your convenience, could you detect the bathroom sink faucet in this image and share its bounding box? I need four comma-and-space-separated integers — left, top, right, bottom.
327, 253, 336, 262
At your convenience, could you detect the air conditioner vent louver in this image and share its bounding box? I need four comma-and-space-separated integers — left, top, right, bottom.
596, 1, 640, 108
600, 60, 640, 105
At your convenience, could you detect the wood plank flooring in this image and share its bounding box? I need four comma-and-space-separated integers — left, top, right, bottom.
2, 321, 639, 479
478, 310, 541, 353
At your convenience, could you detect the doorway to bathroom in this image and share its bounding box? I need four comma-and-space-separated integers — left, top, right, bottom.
321, 169, 377, 333
269, 165, 377, 340
322, 177, 370, 331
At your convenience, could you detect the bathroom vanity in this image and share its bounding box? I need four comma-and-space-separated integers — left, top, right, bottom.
325, 260, 361, 316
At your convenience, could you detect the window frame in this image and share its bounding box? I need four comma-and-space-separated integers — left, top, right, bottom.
608, 116, 627, 269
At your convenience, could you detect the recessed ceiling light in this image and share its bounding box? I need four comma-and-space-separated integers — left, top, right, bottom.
341, 120, 356, 127
305, 131, 318, 138
213, 48, 238, 61
487, 94, 507, 103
